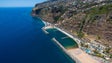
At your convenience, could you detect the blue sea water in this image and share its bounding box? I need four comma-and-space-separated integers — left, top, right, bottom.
46, 28, 78, 49
0, 7, 75, 63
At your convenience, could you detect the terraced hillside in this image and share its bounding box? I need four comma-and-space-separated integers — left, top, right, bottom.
32, 0, 112, 47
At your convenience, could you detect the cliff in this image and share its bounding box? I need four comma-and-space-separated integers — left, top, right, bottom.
32, 0, 112, 47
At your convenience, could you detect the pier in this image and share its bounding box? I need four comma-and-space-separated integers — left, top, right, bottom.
52, 38, 81, 63
42, 25, 100, 63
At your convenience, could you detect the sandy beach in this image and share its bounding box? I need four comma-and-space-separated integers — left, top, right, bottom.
68, 48, 100, 63
55, 27, 100, 63
42, 22, 100, 63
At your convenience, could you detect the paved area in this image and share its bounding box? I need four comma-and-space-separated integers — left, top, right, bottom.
67, 48, 100, 63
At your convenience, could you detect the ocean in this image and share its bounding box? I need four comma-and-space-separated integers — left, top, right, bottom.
46, 28, 78, 49
0, 7, 75, 63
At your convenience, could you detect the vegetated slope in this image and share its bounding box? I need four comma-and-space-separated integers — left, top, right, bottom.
32, 0, 112, 47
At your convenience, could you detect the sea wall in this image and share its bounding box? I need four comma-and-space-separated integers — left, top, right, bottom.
52, 38, 81, 63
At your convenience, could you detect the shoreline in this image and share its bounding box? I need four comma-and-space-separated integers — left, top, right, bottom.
41, 20, 100, 63
55, 27, 81, 48
52, 38, 81, 63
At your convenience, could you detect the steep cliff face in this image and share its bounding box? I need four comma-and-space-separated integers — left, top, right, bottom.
32, 0, 112, 47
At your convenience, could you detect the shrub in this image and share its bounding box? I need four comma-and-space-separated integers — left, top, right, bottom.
77, 32, 84, 38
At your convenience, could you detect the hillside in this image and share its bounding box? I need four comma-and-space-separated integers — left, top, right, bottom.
32, 0, 112, 47
32, 0, 112, 62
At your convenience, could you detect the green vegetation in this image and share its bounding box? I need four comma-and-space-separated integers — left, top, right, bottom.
105, 48, 111, 53
81, 43, 84, 47
77, 15, 88, 38
79, 15, 87, 32
87, 14, 98, 23
96, 35, 101, 40
76, 15, 89, 39
77, 31, 84, 38
83, 4, 112, 25
85, 4, 112, 23
59, 5, 68, 14
96, 53, 104, 58
85, 44, 89, 48
94, 50, 104, 58
107, 16, 112, 24
110, 54, 112, 58
59, 17, 64, 21
54, 16, 60, 22
53, 5, 68, 22
94, 50, 99, 54
107, 19, 112, 23
88, 4, 112, 15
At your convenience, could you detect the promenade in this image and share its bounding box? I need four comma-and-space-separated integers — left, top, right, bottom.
42, 24, 100, 63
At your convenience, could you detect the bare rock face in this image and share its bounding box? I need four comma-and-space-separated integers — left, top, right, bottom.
32, 0, 112, 47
